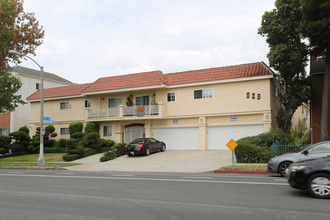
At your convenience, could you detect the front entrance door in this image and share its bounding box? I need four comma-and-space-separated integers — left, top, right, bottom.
124, 126, 145, 144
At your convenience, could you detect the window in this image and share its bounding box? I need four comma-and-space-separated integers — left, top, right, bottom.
36, 83, 40, 90
167, 93, 176, 102
85, 100, 91, 108
60, 101, 72, 110
60, 127, 69, 135
308, 143, 330, 153
103, 125, 112, 137
306, 111, 309, 117
0, 128, 9, 136
135, 95, 149, 106
194, 89, 213, 99
108, 98, 122, 108
302, 108, 304, 114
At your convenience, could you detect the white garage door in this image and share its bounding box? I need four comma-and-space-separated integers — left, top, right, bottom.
207, 125, 264, 150
152, 127, 199, 150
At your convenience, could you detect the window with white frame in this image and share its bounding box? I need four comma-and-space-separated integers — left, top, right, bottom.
167, 92, 176, 102
194, 88, 213, 99
0, 128, 9, 136
108, 98, 122, 108
103, 125, 112, 137
85, 100, 91, 108
60, 101, 72, 110
60, 127, 70, 135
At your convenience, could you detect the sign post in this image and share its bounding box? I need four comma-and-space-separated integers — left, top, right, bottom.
226, 139, 238, 166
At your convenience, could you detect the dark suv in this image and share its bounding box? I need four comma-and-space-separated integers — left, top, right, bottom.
286, 155, 330, 199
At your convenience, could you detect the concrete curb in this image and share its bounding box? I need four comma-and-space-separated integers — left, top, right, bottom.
0, 166, 66, 170
214, 170, 273, 175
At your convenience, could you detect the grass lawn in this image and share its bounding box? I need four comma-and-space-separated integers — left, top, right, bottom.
218, 164, 267, 171
0, 153, 66, 162
0, 162, 81, 167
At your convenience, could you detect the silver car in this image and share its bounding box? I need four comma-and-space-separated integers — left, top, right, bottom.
268, 141, 330, 176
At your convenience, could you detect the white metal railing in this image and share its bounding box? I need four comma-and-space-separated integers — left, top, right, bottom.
88, 107, 120, 118
88, 105, 159, 119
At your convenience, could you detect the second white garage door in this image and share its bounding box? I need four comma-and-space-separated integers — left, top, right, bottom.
207, 125, 264, 150
152, 127, 199, 150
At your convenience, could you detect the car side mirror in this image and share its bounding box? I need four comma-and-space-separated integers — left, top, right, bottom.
302, 150, 309, 155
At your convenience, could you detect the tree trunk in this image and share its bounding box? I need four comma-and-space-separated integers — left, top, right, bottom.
320, 50, 330, 141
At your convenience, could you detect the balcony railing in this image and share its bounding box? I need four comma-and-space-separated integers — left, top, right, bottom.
88, 104, 161, 119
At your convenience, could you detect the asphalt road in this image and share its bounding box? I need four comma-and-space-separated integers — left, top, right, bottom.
0, 170, 329, 220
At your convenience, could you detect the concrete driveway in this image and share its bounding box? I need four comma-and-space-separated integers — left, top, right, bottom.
65, 150, 234, 173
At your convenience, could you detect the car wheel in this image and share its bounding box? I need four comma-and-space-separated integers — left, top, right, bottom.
127, 154, 133, 157
307, 173, 330, 199
145, 148, 151, 156
160, 144, 166, 152
278, 162, 291, 177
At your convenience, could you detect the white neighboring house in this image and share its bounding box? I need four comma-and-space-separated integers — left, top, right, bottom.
10, 66, 73, 132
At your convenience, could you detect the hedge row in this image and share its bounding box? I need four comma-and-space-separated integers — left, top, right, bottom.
100, 143, 126, 162
234, 132, 284, 163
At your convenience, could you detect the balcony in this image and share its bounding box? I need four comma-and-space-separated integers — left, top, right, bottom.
88, 103, 163, 120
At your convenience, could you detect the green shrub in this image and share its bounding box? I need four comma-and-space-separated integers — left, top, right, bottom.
234, 132, 282, 163
54, 139, 67, 148
28, 145, 39, 154
62, 154, 80, 161
100, 139, 116, 152
85, 122, 99, 134
80, 132, 102, 152
71, 132, 85, 140
100, 149, 117, 162
111, 143, 126, 156
9, 130, 31, 152
83, 147, 97, 157
69, 122, 83, 137
19, 125, 29, 135
44, 147, 67, 153
0, 135, 10, 154
0, 147, 7, 154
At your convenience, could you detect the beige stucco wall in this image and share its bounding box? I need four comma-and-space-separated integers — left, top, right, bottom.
28, 76, 278, 148
292, 104, 310, 129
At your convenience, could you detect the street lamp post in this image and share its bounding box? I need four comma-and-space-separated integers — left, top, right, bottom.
9, 50, 45, 166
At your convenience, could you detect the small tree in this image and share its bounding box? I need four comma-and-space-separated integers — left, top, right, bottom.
9, 126, 31, 153
288, 118, 311, 146
69, 122, 83, 138
85, 122, 99, 134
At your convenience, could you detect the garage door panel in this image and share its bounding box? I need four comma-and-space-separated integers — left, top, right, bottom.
152, 128, 199, 150
207, 125, 264, 150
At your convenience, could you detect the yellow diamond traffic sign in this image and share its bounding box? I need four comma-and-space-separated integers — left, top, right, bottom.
226, 139, 238, 151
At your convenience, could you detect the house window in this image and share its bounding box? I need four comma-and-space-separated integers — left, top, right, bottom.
103, 125, 112, 137
60, 101, 72, 110
135, 95, 149, 106
275, 88, 279, 98
194, 88, 213, 99
302, 108, 304, 114
306, 110, 309, 117
108, 98, 122, 108
36, 83, 40, 90
167, 93, 176, 102
85, 100, 91, 108
60, 127, 70, 135
0, 128, 9, 136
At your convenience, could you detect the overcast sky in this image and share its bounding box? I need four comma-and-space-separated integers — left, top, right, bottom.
19, 0, 276, 84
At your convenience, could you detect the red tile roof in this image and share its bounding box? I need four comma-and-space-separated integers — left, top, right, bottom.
27, 62, 273, 100
164, 62, 273, 86
82, 71, 166, 93
26, 83, 92, 101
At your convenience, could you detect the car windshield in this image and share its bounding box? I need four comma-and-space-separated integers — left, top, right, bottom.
130, 138, 145, 144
